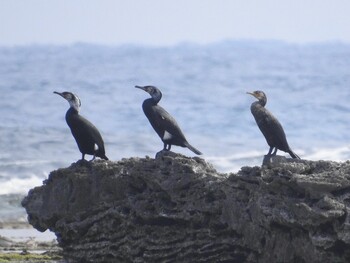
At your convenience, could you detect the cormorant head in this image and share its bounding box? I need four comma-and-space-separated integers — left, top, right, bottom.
135, 85, 162, 103
247, 90, 267, 106
54, 91, 81, 112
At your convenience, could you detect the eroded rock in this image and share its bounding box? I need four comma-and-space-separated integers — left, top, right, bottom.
22, 154, 350, 262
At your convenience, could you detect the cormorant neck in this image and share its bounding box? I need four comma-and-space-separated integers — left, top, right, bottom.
251, 101, 265, 112
68, 100, 81, 112
67, 106, 79, 115
152, 93, 161, 104
150, 89, 162, 104
258, 97, 267, 107
144, 97, 157, 106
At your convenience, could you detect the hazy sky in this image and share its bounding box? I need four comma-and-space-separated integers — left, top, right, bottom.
1, 0, 350, 46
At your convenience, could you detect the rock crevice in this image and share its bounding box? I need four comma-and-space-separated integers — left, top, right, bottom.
22, 153, 350, 262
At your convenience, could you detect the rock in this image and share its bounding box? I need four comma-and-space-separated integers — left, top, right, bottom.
22, 153, 350, 263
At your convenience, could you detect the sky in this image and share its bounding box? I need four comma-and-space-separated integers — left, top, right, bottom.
0, 0, 350, 46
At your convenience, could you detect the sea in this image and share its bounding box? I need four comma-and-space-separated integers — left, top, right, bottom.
0, 40, 350, 226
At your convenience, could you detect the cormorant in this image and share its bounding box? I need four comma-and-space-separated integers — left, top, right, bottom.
247, 90, 300, 159
135, 85, 202, 155
54, 91, 109, 161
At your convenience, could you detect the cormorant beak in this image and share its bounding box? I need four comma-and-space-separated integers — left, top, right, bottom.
246, 92, 258, 99
54, 91, 68, 101
135, 85, 149, 93
54, 91, 63, 97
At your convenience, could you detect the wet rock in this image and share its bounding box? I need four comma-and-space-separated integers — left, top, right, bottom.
22, 153, 350, 262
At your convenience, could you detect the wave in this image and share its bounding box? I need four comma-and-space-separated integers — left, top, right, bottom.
0, 175, 45, 195
207, 146, 350, 173
304, 145, 350, 162
0, 160, 53, 167
207, 150, 265, 173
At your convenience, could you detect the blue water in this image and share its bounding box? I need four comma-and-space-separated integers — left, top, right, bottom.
0, 41, 350, 222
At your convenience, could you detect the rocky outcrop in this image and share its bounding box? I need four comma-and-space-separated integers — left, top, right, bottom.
22, 153, 350, 262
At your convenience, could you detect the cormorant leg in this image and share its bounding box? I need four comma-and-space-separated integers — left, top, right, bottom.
90, 155, 96, 162
163, 143, 167, 151
272, 148, 278, 156
267, 147, 274, 155
166, 144, 171, 151
81, 153, 85, 160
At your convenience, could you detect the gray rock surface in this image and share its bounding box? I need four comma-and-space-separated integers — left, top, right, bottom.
22, 153, 350, 262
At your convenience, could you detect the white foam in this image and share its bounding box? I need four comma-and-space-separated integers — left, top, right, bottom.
207, 150, 265, 172
0, 228, 56, 242
0, 160, 52, 167
304, 145, 350, 162
207, 146, 350, 173
0, 175, 45, 195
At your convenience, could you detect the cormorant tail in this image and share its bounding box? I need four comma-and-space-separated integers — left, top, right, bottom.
183, 142, 202, 155
288, 149, 300, 159
97, 152, 109, 160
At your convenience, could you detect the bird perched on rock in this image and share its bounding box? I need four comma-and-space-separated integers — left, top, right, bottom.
54, 91, 109, 161
135, 85, 202, 155
247, 90, 300, 159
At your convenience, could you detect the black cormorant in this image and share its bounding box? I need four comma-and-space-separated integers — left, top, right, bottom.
247, 90, 300, 159
54, 91, 109, 161
135, 85, 202, 155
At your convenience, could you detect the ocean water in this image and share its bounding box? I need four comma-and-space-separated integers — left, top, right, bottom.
1, 41, 350, 223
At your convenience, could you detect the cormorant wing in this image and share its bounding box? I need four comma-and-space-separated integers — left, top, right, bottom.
68, 114, 106, 153
152, 105, 187, 142
258, 109, 289, 150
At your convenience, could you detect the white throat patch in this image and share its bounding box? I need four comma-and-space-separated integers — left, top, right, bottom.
69, 95, 81, 112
